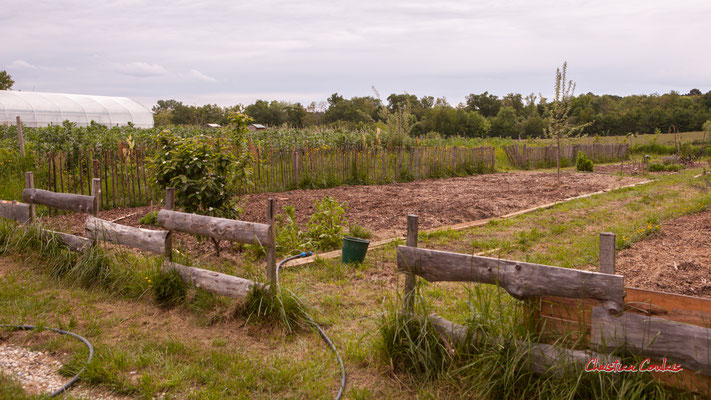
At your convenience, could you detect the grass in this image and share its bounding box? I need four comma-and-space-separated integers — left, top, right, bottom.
1, 168, 711, 398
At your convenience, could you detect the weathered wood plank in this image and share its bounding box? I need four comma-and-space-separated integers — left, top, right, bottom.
157, 209, 272, 246
0, 201, 30, 223
397, 246, 625, 313
626, 288, 711, 328
43, 229, 92, 252
85, 215, 168, 254
591, 306, 711, 374
162, 261, 260, 300
22, 188, 95, 214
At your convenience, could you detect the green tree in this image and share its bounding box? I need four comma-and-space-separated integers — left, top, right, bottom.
465, 92, 501, 118
491, 106, 520, 138
703, 119, 711, 145
0, 70, 14, 90
544, 62, 591, 181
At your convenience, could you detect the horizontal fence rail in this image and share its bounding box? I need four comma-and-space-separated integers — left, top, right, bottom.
396, 245, 625, 313
504, 143, 629, 169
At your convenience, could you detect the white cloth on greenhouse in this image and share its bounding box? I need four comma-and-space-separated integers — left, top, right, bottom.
0, 91, 154, 128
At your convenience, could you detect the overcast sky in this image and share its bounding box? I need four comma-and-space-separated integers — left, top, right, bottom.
2, 0, 710, 109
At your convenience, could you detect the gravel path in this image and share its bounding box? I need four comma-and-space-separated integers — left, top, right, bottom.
0, 343, 127, 399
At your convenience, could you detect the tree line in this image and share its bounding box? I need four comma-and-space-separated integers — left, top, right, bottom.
153, 89, 711, 138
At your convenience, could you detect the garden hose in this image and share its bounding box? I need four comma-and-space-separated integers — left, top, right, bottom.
276, 252, 347, 400
0, 324, 94, 398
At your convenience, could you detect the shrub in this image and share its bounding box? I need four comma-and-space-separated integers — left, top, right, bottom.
575, 151, 593, 172
138, 211, 158, 226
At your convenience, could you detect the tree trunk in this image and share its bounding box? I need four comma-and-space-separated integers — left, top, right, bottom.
556, 136, 561, 182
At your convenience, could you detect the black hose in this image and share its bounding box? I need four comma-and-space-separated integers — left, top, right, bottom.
0, 324, 94, 398
276, 252, 347, 400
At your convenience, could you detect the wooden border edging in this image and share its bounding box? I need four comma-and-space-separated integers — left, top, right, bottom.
0, 200, 30, 224
163, 261, 260, 300
284, 179, 652, 268
157, 209, 272, 247
591, 306, 711, 375
22, 188, 96, 214
398, 246, 625, 313
429, 314, 615, 376
85, 215, 168, 255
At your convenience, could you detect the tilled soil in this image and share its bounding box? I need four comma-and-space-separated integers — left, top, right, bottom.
41, 171, 643, 257
617, 208, 711, 298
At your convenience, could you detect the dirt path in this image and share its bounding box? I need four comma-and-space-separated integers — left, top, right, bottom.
617, 208, 711, 297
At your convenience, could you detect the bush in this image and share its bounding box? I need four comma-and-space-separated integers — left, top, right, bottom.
575, 151, 593, 172
138, 211, 158, 226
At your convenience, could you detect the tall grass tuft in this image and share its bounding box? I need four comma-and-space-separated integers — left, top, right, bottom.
377, 291, 451, 380
235, 285, 309, 334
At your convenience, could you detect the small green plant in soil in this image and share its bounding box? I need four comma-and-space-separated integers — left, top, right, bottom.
575, 151, 593, 172
648, 163, 682, 172
138, 210, 158, 226
306, 196, 348, 251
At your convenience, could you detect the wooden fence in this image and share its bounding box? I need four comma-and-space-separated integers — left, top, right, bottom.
503, 143, 629, 169
36, 146, 155, 213
397, 215, 711, 395
0, 182, 278, 300
248, 145, 496, 193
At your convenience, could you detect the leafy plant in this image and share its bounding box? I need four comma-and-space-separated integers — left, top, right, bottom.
575, 151, 593, 172
306, 196, 348, 251
138, 211, 158, 226
150, 118, 253, 254
275, 205, 306, 255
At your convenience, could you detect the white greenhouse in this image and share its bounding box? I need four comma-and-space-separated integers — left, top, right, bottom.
0, 91, 154, 128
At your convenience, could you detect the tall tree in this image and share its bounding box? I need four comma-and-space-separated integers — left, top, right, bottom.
0, 70, 14, 90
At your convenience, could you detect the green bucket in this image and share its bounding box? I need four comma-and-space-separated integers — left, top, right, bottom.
341, 236, 370, 264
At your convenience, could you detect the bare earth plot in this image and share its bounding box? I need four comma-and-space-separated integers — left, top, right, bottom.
617, 208, 711, 298
43, 171, 644, 258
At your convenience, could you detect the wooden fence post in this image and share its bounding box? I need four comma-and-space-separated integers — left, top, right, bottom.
24, 172, 35, 222
16, 116, 25, 157
164, 188, 175, 261
404, 214, 418, 313
91, 178, 101, 217
599, 232, 616, 274
266, 198, 277, 294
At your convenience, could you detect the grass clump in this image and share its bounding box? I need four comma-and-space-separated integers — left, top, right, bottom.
235, 285, 309, 334
347, 222, 372, 240
377, 293, 451, 380
151, 268, 188, 308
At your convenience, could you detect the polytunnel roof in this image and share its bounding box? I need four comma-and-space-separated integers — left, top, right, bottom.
0, 91, 154, 128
